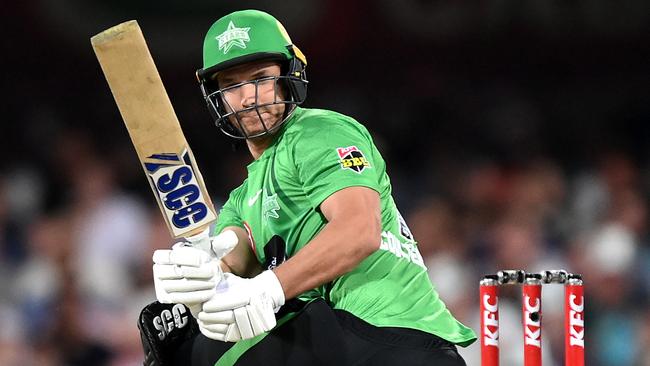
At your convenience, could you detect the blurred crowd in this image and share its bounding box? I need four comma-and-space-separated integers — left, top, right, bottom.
2, 1, 650, 365
1, 129, 650, 366
412, 152, 650, 365
0, 135, 166, 365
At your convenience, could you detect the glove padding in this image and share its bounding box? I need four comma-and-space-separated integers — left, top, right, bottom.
198, 270, 285, 342
138, 301, 199, 366
185, 227, 238, 259
153, 230, 238, 309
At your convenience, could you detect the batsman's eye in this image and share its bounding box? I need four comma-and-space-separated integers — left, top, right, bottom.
256, 78, 276, 89
222, 84, 252, 99
216, 76, 236, 88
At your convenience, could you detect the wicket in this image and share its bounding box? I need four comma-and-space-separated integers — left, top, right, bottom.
479, 270, 584, 366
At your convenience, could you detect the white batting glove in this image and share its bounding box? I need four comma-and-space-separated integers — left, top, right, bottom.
184, 227, 237, 260
197, 270, 285, 342
153, 246, 220, 305
152, 230, 238, 310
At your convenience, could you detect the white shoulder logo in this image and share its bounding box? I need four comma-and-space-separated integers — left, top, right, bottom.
216, 21, 251, 54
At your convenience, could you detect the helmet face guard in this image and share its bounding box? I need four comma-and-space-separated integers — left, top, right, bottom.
198, 57, 307, 139
197, 10, 308, 139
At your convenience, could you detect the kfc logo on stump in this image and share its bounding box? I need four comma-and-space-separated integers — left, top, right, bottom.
337, 146, 371, 173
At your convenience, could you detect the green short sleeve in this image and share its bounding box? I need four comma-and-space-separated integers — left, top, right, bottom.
213, 186, 245, 235
290, 116, 383, 209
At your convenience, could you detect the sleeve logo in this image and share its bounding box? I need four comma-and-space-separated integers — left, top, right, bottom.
336, 146, 371, 173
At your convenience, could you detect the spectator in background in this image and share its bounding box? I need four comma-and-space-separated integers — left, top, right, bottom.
569, 152, 646, 366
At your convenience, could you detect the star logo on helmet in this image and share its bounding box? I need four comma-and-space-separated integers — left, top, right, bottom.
216, 21, 251, 54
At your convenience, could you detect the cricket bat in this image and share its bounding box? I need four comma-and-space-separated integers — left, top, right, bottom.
91, 20, 217, 238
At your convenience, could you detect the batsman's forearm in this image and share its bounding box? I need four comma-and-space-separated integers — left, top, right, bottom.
273, 217, 380, 300
220, 226, 263, 278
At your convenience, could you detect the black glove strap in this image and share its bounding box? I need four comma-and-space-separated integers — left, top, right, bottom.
137, 301, 199, 366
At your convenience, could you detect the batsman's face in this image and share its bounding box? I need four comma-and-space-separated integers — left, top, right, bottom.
216, 61, 286, 137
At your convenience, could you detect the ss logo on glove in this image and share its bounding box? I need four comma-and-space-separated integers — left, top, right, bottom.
153, 303, 190, 341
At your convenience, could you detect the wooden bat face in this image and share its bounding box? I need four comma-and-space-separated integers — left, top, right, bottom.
91, 21, 217, 238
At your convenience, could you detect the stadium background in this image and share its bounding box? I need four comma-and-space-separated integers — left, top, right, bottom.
1, 1, 649, 364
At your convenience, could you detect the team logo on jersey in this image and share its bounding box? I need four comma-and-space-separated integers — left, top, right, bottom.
337, 146, 371, 173
216, 21, 251, 54
262, 189, 280, 223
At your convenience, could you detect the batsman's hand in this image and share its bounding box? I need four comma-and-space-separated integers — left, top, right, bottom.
197, 270, 285, 342
184, 227, 238, 260
153, 230, 238, 311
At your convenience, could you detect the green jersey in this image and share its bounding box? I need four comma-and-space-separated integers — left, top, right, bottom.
214, 107, 476, 346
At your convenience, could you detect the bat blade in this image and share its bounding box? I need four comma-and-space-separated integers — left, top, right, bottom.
91, 20, 217, 238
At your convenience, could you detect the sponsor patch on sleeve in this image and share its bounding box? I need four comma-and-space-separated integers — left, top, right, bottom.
336, 146, 371, 173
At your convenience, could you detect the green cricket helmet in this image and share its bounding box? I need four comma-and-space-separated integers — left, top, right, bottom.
196, 10, 308, 139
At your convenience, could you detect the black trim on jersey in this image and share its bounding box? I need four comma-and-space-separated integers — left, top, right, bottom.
263, 235, 287, 270
268, 148, 300, 217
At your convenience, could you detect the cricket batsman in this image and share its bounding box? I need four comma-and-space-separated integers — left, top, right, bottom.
138, 9, 476, 365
